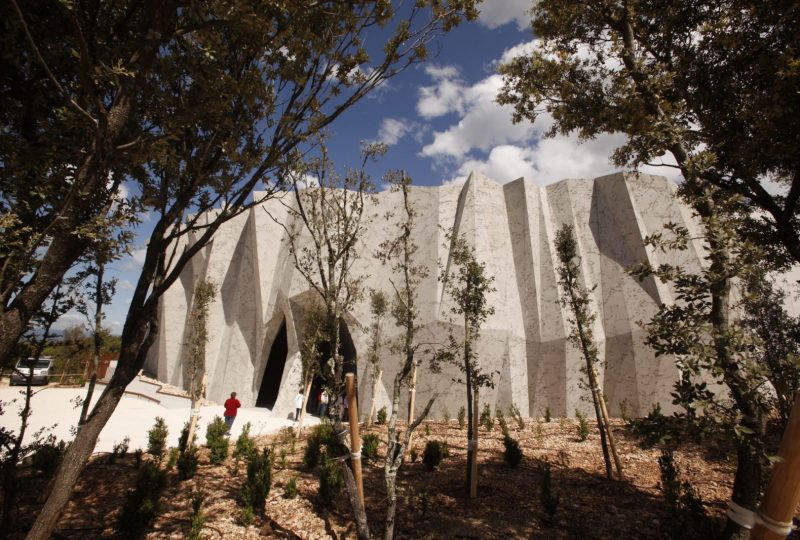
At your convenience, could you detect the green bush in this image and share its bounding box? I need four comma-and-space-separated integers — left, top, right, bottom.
147, 417, 169, 460
497, 409, 509, 436
116, 462, 167, 538
423, 440, 446, 471
424, 423, 431, 436
179, 421, 196, 453
502, 434, 523, 468
318, 456, 343, 507
283, 476, 298, 499
442, 407, 450, 423
187, 488, 207, 540
205, 416, 229, 465
659, 449, 712, 539
376, 406, 387, 425
630, 404, 671, 448
303, 420, 342, 470
480, 403, 494, 431
239, 506, 254, 527
509, 403, 525, 430
457, 406, 466, 429
362, 433, 379, 461
539, 460, 559, 519
165, 447, 180, 471
31, 438, 65, 478
177, 446, 199, 480
242, 448, 272, 513
108, 436, 130, 465
544, 406, 552, 423
575, 410, 589, 442
233, 422, 258, 461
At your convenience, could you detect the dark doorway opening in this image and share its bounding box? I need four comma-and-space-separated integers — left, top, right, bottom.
256, 321, 288, 409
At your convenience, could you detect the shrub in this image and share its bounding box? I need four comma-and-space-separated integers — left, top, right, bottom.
480, 403, 494, 431
539, 460, 559, 519
179, 421, 196, 453
187, 488, 207, 540
108, 436, 130, 464
659, 449, 711, 539
544, 406, 552, 423
424, 423, 430, 436
630, 404, 671, 448
31, 438, 65, 478
575, 410, 589, 441
457, 406, 466, 429
116, 462, 167, 538
233, 422, 258, 461
278, 448, 288, 469
509, 403, 525, 430
442, 407, 450, 423
318, 456, 343, 507
497, 409, 509, 437
147, 417, 169, 460
376, 406, 387, 425
303, 420, 342, 470
177, 447, 199, 480
362, 433, 380, 461
239, 505, 255, 527
165, 447, 180, 471
502, 434, 523, 468
242, 448, 272, 513
423, 440, 446, 471
206, 416, 229, 465
133, 449, 143, 469
283, 476, 298, 499
278, 426, 296, 446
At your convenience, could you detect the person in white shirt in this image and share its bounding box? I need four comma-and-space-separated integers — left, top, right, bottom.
295, 390, 305, 421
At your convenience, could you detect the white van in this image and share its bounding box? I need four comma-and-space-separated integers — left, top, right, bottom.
10, 357, 54, 386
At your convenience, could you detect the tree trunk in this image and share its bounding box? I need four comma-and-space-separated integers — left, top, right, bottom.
340, 460, 370, 540
80, 263, 104, 425
0, 370, 35, 535
464, 321, 474, 493
384, 470, 398, 540
597, 389, 623, 480
469, 386, 479, 498
367, 368, 381, 427
297, 377, 313, 433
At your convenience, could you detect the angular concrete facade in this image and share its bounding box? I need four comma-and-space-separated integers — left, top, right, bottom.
146, 172, 710, 419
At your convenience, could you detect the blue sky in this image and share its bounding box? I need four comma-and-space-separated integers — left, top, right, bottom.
62, 0, 679, 335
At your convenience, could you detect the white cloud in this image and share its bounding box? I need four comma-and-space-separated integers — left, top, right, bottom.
117, 279, 134, 291
120, 247, 147, 271
416, 65, 466, 118
377, 118, 413, 145
477, 0, 532, 30
498, 40, 539, 66
52, 311, 87, 332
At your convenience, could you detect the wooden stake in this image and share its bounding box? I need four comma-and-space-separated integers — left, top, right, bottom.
598, 390, 624, 480
366, 369, 382, 426
751, 393, 800, 540
345, 373, 365, 506
469, 386, 479, 499
408, 361, 418, 424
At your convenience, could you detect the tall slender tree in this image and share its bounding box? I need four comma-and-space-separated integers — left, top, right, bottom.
184, 279, 216, 449
366, 289, 388, 427
554, 224, 623, 481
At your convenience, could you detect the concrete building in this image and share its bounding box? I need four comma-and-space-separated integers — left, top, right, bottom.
146, 171, 711, 419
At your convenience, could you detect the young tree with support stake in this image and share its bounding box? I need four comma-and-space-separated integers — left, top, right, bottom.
438, 233, 496, 498
365, 289, 388, 427
183, 279, 216, 450
554, 224, 623, 481
19, 4, 478, 538
297, 303, 328, 433
376, 173, 437, 539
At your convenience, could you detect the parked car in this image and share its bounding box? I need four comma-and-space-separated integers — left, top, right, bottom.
10, 357, 54, 386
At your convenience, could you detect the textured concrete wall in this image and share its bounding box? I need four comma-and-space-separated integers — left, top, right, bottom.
147, 172, 711, 419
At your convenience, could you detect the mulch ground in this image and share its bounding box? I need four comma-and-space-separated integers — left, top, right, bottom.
8, 418, 800, 539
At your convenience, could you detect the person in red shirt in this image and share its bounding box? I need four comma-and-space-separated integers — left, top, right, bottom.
223, 392, 241, 434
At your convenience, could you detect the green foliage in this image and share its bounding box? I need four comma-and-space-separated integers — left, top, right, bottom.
362, 433, 380, 461
303, 420, 344, 470
31, 438, 65, 478
480, 403, 494, 432
242, 448, 272, 514
177, 447, 199, 481
108, 436, 130, 464
187, 488, 207, 540
116, 462, 167, 538
502, 435, 523, 468
442, 407, 450, 423
629, 404, 672, 448
544, 406, 551, 423
239, 506, 255, 527
575, 410, 589, 442
147, 417, 168, 460
233, 422, 258, 461
179, 422, 196, 454
457, 406, 466, 429
165, 448, 179, 471
539, 460, 559, 520
424, 423, 431, 437
659, 449, 712, 539
205, 416, 229, 465
423, 440, 447, 471
497, 409, 509, 436
283, 476, 298, 499
509, 403, 525, 430
376, 406, 387, 425
318, 456, 344, 508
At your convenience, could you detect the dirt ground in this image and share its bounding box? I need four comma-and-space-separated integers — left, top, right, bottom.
9, 418, 800, 539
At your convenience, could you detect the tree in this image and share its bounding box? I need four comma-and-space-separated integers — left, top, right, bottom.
184, 279, 216, 450
629, 197, 773, 540
376, 174, 436, 539
277, 144, 383, 539
498, 1, 800, 266
22, 3, 479, 538
554, 224, 623, 481
438, 233, 495, 497
297, 302, 328, 432
365, 289, 388, 427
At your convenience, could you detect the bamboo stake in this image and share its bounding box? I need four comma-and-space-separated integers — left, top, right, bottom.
297, 377, 313, 433
751, 394, 800, 540
345, 373, 365, 506
469, 386, 479, 498
597, 390, 624, 480
408, 361, 418, 424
